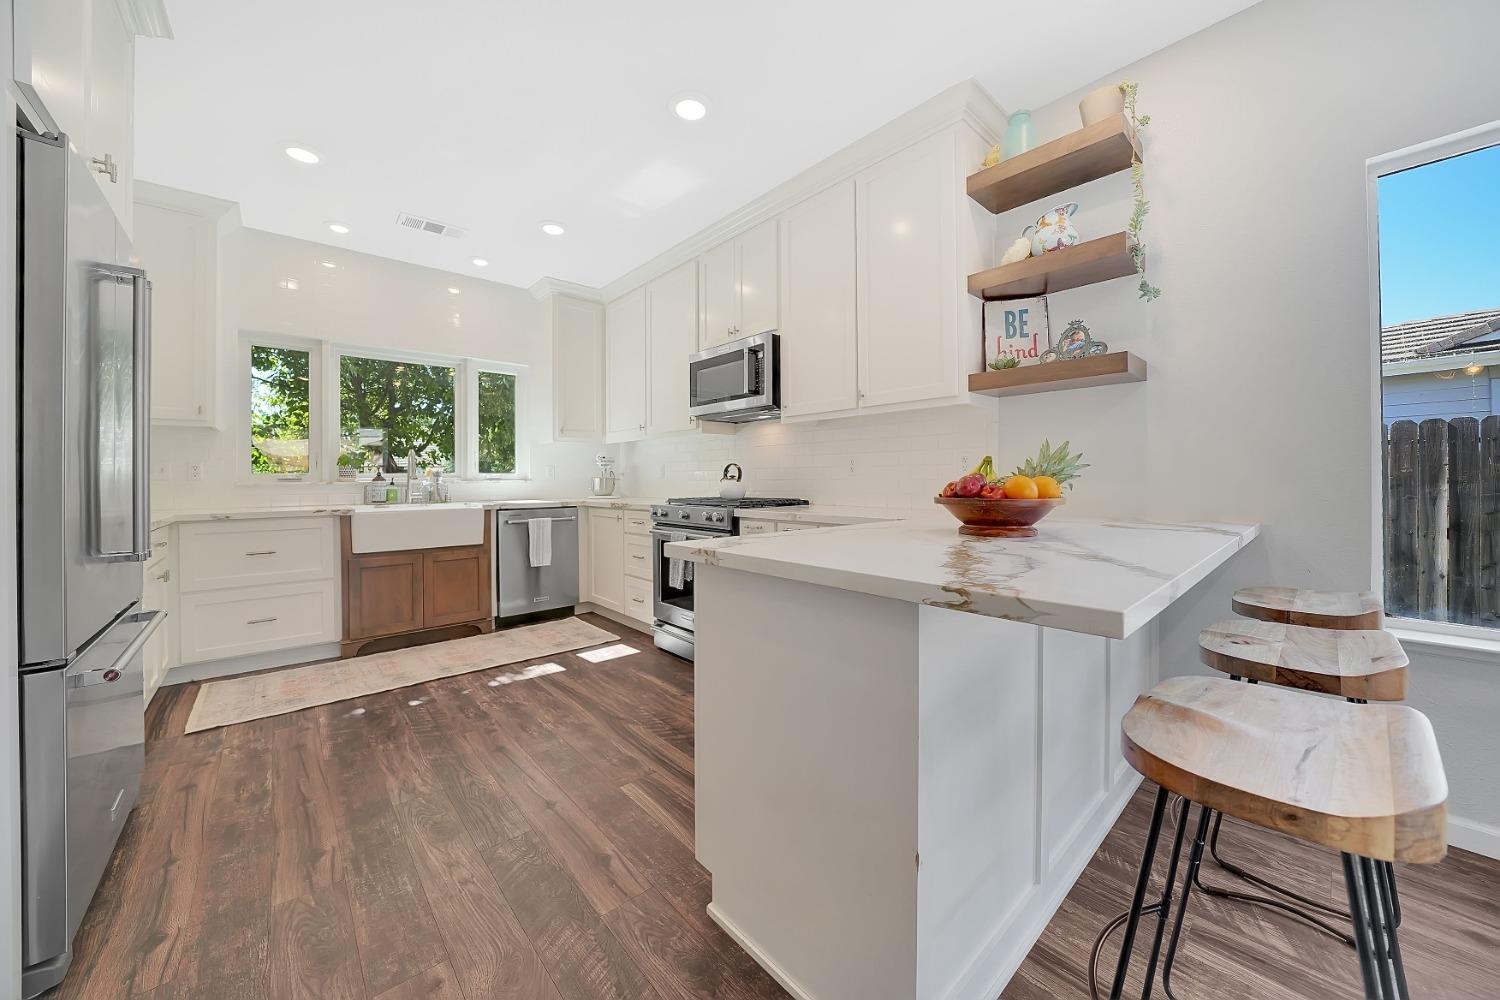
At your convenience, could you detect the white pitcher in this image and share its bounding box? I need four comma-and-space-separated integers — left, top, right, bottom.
1023, 202, 1080, 257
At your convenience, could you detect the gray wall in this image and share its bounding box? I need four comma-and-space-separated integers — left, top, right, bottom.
1382, 369, 1495, 424
997, 0, 1500, 850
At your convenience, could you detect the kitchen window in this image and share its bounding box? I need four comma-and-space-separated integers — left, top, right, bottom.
1369, 121, 1500, 639
241, 336, 526, 481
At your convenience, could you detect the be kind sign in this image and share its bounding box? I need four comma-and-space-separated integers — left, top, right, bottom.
985, 297, 1049, 366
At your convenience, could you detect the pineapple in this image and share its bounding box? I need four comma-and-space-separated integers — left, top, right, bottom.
1015, 440, 1089, 491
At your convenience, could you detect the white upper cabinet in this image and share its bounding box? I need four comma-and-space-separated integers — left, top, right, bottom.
646, 260, 698, 436
17, 0, 146, 233
780, 182, 859, 419
605, 287, 648, 442
855, 131, 959, 409
551, 295, 604, 441
698, 217, 780, 350
134, 186, 234, 427
85, 0, 134, 230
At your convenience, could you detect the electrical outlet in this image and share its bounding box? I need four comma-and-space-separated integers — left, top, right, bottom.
543, 464, 556, 480
849, 458, 857, 475
186, 462, 203, 482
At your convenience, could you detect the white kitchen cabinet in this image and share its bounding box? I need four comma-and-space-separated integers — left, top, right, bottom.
179, 580, 341, 665
141, 525, 174, 704
855, 131, 958, 409
178, 518, 339, 591
624, 576, 653, 625
699, 218, 779, 350
135, 189, 230, 426
586, 508, 626, 612
646, 260, 698, 436
738, 518, 775, 536
551, 294, 604, 441
19, 0, 89, 152
779, 182, 859, 419
85, 0, 134, 230
605, 288, 648, 442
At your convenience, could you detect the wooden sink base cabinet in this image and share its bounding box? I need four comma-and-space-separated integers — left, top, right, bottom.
339, 516, 494, 659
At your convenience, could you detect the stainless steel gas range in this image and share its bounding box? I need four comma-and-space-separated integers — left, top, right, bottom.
649, 497, 810, 660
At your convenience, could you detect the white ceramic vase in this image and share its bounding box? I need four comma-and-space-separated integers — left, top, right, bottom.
1078, 84, 1125, 127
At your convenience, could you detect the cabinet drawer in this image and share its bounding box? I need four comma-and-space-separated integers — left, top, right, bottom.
738, 519, 774, 535
623, 511, 652, 536
625, 576, 653, 623
625, 536, 653, 581
179, 580, 339, 664
179, 518, 337, 592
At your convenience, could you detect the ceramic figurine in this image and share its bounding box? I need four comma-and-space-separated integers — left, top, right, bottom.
1024, 202, 1080, 257
999, 236, 1031, 266
982, 144, 1002, 169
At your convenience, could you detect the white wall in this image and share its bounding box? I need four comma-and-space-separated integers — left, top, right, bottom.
995, 0, 1500, 848
150, 224, 606, 509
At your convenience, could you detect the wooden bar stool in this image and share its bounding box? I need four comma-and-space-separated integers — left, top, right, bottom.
1110, 677, 1446, 1000
1195, 617, 1410, 944
1231, 586, 1384, 631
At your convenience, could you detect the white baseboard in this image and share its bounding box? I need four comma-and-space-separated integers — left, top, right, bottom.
1448, 814, 1500, 860
574, 602, 653, 637
162, 642, 343, 685
708, 903, 819, 1000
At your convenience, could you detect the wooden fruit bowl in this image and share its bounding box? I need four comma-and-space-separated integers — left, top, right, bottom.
933, 496, 1064, 538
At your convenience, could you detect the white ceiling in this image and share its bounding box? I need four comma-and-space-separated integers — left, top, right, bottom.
135, 0, 1258, 290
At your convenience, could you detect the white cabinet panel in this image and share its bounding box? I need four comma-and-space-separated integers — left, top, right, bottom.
553, 295, 604, 441
780, 182, 859, 419
1039, 628, 1109, 873
135, 200, 217, 425
646, 261, 697, 436
179, 580, 340, 664
738, 217, 779, 337
856, 132, 958, 409
178, 518, 338, 592
604, 288, 647, 441
700, 239, 738, 351
624, 535, 653, 582
738, 519, 774, 536
625, 576, 653, 624
22, 0, 90, 149
85, 0, 133, 230
623, 510, 652, 537
587, 509, 625, 612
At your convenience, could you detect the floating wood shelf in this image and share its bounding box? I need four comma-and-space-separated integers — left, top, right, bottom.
967, 114, 1140, 215
968, 352, 1147, 398
968, 232, 1136, 300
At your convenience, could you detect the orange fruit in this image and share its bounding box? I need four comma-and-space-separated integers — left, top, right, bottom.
1001, 475, 1039, 500
1034, 475, 1062, 499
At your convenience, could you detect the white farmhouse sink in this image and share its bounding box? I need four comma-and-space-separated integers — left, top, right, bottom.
349, 502, 487, 553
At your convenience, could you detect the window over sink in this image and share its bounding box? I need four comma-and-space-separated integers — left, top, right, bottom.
240, 336, 526, 481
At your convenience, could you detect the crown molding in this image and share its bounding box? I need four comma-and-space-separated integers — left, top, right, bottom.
600, 78, 1007, 302
116, 0, 174, 38
528, 277, 604, 302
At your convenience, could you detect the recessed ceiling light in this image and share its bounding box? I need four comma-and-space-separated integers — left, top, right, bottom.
327, 221, 350, 234
284, 145, 321, 164
447, 287, 461, 295
318, 260, 338, 268
671, 95, 709, 121
471, 257, 489, 268
540, 221, 566, 236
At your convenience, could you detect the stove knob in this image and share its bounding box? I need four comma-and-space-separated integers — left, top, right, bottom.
679, 509, 692, 520
712, 511, 725, 523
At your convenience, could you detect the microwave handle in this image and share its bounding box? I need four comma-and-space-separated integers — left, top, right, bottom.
745, 343, 762, 396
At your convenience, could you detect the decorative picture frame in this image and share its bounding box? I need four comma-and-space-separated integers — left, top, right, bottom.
984, 296, 1049, 368
1039, 319, 1109, 363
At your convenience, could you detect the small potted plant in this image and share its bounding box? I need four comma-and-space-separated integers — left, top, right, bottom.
336, 450, 363, 480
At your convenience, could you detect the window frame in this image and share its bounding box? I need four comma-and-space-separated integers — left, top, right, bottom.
1365, 117, 1500, 644
240, 333, 529, 483
240, 332, 325, 482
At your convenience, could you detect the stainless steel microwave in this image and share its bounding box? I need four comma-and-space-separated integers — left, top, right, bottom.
688, 332, 780, 423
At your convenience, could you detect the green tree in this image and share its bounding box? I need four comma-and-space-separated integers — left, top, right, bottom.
339, 356, 456, 472
250, 345, 310, 474
477, 371, 516, 474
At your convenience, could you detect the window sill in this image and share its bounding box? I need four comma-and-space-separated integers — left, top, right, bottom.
1387, 618, 1500, 663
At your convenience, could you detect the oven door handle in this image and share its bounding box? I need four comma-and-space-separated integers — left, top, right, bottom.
652, 528, 724, 543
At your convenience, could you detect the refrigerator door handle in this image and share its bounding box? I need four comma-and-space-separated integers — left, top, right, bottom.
92, 264, 151, 563
70, 610, 164, 688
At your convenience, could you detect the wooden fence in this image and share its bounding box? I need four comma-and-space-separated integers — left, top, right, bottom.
1383, 416, 1500, 625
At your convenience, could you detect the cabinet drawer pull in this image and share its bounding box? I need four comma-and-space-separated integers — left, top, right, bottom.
246, 616, 278, 625
631, 554, 645, 560
245, 550, 277, 556
90, 153, 119, 183
631, 597, 645, 604
154, 569, 171, 583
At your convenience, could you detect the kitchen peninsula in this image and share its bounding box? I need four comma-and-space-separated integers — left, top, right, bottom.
669, 516, 1259, 1000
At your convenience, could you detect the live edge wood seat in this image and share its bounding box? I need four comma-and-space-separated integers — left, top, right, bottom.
1232, 586, 1384, 630
1199, 619, 1409, 701
1121, 677, 1447, 864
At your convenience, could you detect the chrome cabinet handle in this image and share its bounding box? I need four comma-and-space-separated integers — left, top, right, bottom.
245, 550, 277, 556
90, 153, 118, 183
246, 617, 278, 625
154, 569, 170, 583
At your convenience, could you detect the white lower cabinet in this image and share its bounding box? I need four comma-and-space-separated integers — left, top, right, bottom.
738, 518, 775, 536
172, 516, 342, 667
586, 509, 626, 612
141, 525, 175, 704
179, 580, 340, 664
624, 577, 653, 624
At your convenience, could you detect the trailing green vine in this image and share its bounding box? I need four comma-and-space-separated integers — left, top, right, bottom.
1121, 80, 1160, 301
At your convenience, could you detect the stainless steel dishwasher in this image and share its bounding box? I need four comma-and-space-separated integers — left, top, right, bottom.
495, 507, 580, 621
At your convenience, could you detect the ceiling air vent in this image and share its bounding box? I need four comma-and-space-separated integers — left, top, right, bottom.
395, 212, 467, 240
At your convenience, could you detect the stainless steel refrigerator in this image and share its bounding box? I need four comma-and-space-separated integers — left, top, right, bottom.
17, 126, 164, 998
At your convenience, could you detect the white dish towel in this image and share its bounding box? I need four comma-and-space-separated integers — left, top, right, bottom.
527, 517, 552, 568
668, 531, 690, 588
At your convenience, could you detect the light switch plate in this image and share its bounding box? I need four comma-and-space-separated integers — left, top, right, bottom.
186, 462, 203, 482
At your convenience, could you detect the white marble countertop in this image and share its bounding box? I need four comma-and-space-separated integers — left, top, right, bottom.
667, 514, 1260, 638
149, 495, 662, 529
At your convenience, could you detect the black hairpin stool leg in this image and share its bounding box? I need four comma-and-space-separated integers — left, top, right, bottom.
1343, 852, 1412, 999
1105, 788, 1192, 1000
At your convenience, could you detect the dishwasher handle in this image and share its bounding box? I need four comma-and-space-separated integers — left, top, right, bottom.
503, 516, 577, 524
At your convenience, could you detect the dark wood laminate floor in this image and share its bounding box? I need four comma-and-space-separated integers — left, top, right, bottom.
46, 614, 1500, 999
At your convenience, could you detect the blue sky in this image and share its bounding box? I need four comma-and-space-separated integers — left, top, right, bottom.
1378, 142, 1500, 326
